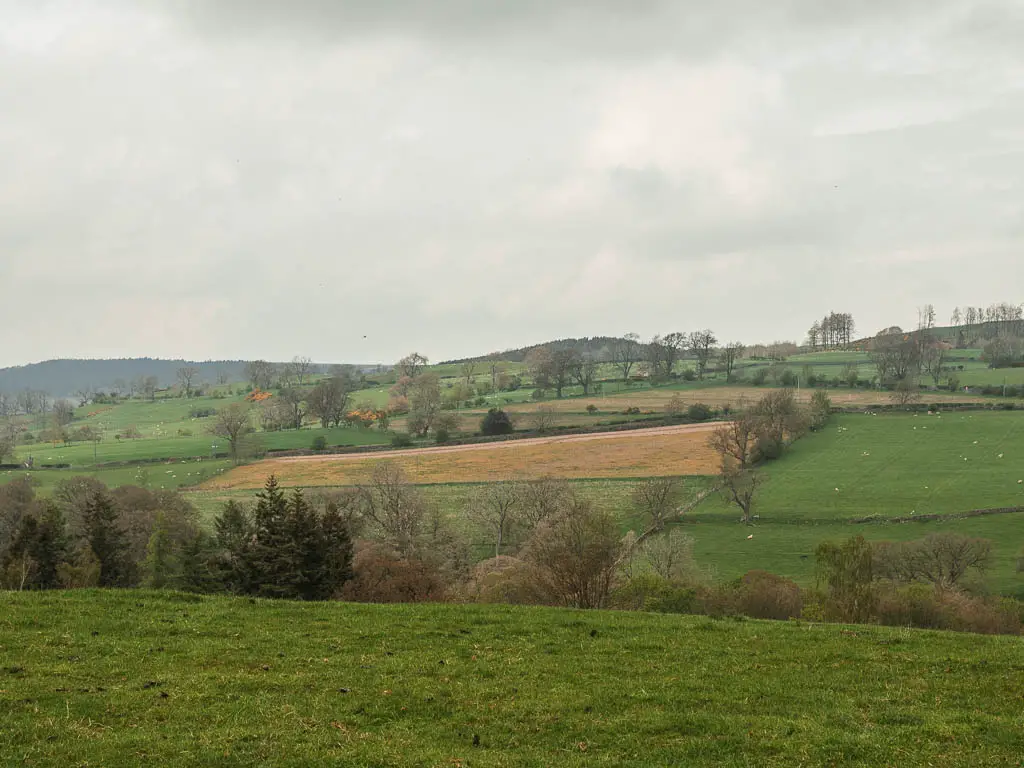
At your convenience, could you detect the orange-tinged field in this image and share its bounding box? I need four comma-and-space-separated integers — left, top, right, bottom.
202, 424, 721, 490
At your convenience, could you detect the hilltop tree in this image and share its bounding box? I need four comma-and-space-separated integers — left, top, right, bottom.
397, 352, 429, 379
718, 342, 744, 382
688, 330, 718, 380
290, 356, 313, 386
406, 373, 442, 437
278, 387, 307, 430
871, 330, 920, 384
611, 333, 642, 381
209, 402, 253, 461
571, 355, 599, 395
307, 375, 352, 428
244, 360, 276, 391
646, 333, 686, 379
176, 366, 199, 398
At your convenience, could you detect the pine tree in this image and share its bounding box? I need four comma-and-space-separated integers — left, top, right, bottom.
143, 511, 175, 588
178, 531, 216, 593
82, 489, 132, 587
213, 500, 251, 593
319, 499, 354, 599
246, 475, 300, 598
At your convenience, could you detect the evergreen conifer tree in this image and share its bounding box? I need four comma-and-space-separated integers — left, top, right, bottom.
82, 489, 132, 586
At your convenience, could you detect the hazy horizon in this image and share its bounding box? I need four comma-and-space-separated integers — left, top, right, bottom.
2, 1, 1022, 368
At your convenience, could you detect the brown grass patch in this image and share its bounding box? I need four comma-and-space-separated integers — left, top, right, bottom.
203, 424, 721, 490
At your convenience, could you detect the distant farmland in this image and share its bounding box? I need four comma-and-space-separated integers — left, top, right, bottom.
202, 423, 722, 489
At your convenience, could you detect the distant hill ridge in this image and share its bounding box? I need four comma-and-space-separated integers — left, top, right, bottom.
441, 336, 632, 365
0, 358, 259, 397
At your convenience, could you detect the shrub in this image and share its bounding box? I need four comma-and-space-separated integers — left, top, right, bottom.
311, 435, 327, 451
531, 388, 547, 401
390, 433, 414, 448
736, 571, 803, 620
341, 545, 446, 603
474, 396, 487, 407
189, 407, 217, 418
779, 370, 797, 387
681, 369, 697, 381
480, 408, 514, 436
586, 404, 598, 414
751, 368, 768, 386
611, 573, 698, 614
177, 428, 193, 437
686, 403, 712, 422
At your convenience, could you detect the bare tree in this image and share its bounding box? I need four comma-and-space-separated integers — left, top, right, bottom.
611, 332, 642, 381
292, 356, 313, 385
209, 403, 253, 462
278, 387, 307, 429
530, 404, 557, 433
921, 341, 949, 387
720, 460, 761, 525
141, 376, 159, 402
460, 361, 477, 386
406, 373, 442, 437
74, 388, 94, 407
244, 360, 276, 390
518, 476, 571, 529
708, 414, 759, 469
177, 366, 200, 398
470, 480, 521, 558
52, 400, 75, 426
521, 496, 622, 609
631, 477, 686, 534
357, 461, 427, 556
487, 355, 505, 391
890, 378, 921, 406
688, 330, 718, 380
874, 533, 991, 590
717, 342, 744, 382
571, 355, 599, 395
640, 528, 697, 583
397, 352, 429, 379
307, 376, 352, 428
871, 331, 920, 384
647, 333, 686, 379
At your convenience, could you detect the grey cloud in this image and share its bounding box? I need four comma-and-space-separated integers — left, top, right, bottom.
1, 0, 1022, 367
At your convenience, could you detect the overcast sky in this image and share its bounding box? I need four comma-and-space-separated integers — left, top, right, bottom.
1, 1, 1021, 367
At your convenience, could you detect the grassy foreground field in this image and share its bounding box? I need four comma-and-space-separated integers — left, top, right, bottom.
2, 591, 1024, 767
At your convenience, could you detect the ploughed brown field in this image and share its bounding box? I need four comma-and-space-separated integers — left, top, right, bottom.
201, 423, 722, 489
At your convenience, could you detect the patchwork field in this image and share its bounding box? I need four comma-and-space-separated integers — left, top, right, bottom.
3, 590, 1024, 767
202, 423, 722, 489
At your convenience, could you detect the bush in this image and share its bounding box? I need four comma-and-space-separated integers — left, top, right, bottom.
390, 433, 414, 448
531, 388, 547, 401
686, 403, 712, 422
311, 435, 327, 451
480, 408, 514, 436
681, 370, 697, 381
779, 370, 797, 387
474, 396, 487, 407
736, 571, 803, 620
751, 368, 768, 386
586, 404, 598, 414
189, 407, 217, 418
341, 545, 446, 603
611, 573, 698, 614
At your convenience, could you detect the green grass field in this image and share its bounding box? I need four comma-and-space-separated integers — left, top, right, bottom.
190, 409, 1024, 595
2, 590, 1023, 766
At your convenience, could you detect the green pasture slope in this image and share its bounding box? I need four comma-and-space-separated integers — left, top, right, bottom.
186, 410, 1024, 596
2, 590, 1023, 767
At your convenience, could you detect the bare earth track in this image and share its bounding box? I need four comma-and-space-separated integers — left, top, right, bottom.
203, 422, 722, 489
